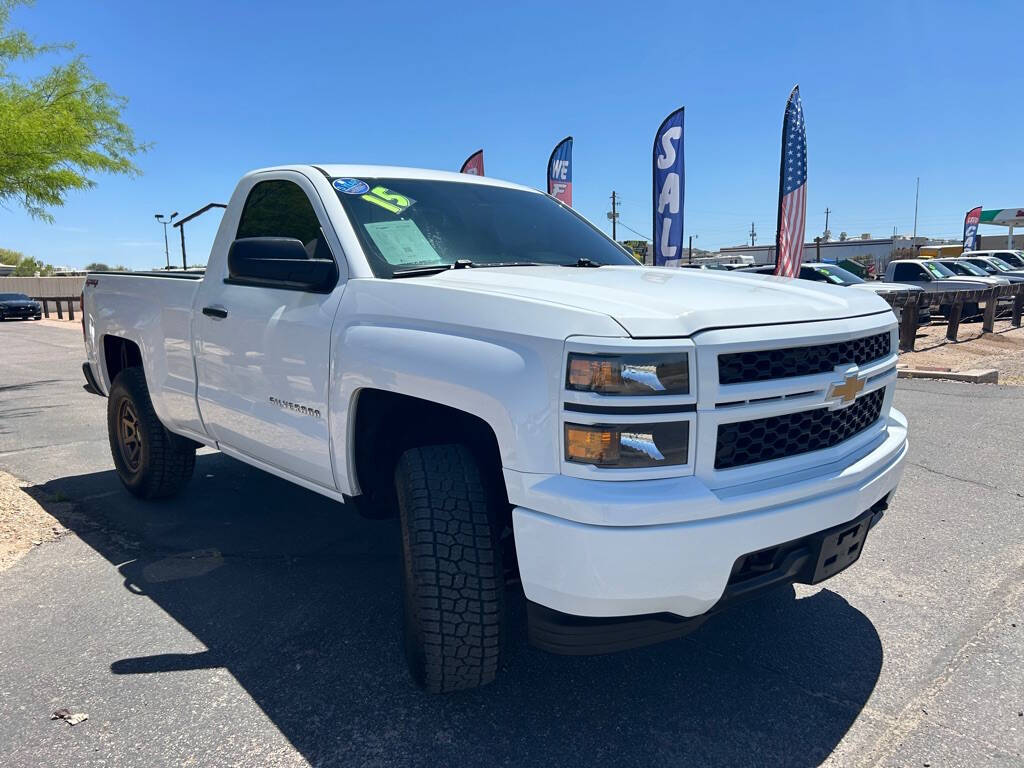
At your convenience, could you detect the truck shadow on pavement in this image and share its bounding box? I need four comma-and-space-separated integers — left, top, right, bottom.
34, 452, 883, 768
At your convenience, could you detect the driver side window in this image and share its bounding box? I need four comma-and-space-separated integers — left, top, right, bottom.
892, 263, 922, 281
237, 180, 332, 261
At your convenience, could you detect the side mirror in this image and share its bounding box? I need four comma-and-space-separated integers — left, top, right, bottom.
227, 237, 338, 292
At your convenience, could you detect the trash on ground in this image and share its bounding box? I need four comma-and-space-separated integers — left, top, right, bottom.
51, 707, 89, 725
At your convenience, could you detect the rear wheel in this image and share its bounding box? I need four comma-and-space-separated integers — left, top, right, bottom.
395, 444, 505, 693
107, 368, 196, 499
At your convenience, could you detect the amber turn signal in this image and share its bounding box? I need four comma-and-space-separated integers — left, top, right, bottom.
565, 421, 689, 468
565, 424, 619, 465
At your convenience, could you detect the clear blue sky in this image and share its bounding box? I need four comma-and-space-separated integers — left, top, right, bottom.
4, 0, 1020, 269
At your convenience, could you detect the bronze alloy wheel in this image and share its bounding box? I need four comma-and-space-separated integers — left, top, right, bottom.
106, 368, 195, 498
116, 399, 143, 473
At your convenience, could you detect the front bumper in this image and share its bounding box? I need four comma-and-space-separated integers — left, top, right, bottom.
0, 305, 40, 318
527, 499, 886, 655
512, 409, 907, 622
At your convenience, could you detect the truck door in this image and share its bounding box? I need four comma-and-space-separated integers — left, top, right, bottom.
193, 172, 345, 489
891, 262, 929, 290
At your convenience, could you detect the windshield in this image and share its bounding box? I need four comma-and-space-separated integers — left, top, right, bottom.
999, 251, 1024, 267
333, 177, 638, 277
966, 259, 998, 274
0, 293, 29, 301
987, 257, 1013, 272
923, 261, 955, 279
947, 261, 989, 277
802, 264, 864, 285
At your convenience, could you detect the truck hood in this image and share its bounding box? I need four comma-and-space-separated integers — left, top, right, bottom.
428, 266, 891, 337
938, 276, 1007, 288
852, 282, 923, 294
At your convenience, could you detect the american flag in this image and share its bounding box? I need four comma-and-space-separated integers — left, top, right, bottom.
774, 86, 807, 278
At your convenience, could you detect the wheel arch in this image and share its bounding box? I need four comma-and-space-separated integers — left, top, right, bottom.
102, 334, 144, 388
347, 388, 508, 519
329, 322, 563, 501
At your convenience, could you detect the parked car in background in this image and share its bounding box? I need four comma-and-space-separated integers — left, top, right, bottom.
963, 250, 1024, 269
0, 293, 42, 321
936, 258, 1024, 285
884, 259, 1002, 320
884, 258, 1004, 288
737, 263, 931, 323
959, 254, 1024, 279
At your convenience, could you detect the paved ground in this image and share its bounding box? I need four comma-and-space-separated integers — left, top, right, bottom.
1, 320, 1022, 767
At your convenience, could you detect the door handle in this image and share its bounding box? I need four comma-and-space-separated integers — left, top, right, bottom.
202, 306, 228, 319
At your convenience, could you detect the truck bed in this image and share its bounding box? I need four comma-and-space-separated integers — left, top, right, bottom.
82, 271, 206, 440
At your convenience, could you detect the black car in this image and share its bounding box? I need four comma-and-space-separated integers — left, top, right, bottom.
0, 293, 42, 321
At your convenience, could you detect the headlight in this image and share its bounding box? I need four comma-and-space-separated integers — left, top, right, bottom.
566, 352, 689, 395
565, 422, 689, 467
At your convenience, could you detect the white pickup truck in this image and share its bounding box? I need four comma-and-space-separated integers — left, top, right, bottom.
82, 165, 908, 692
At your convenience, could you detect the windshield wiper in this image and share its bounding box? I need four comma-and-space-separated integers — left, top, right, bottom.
391, 265, 454, 278
563, 257, 601, 268
391, 260, 544, 278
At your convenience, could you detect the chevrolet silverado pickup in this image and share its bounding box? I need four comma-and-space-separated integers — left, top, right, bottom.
82, 165, 908, 693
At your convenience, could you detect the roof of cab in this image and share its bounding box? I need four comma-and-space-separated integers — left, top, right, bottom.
244, 164, 539, 194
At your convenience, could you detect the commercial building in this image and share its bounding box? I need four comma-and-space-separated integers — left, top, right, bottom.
719, 236, 928, 273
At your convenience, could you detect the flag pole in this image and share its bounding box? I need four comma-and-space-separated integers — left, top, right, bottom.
774, 85, 798, 271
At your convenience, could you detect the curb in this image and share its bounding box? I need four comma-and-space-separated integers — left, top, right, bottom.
897, 368, 998, 384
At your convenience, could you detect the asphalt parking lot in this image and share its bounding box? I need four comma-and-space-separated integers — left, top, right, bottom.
1, 320, 1022, 767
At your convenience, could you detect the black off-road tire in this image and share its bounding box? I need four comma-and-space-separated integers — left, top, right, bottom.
396, 444, 505, 693
107, 367, 196, 499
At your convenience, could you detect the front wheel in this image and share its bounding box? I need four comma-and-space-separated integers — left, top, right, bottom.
395, 444, 505, 693
107, 368, 196, 499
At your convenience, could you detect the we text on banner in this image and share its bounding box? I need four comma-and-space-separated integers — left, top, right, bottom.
547, 136, 573, 206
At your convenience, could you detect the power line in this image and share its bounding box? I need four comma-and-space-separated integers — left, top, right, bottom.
616, 220, 652, 241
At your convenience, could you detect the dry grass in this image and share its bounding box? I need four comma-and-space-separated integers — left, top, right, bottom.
899, 320, 1024, 384
0, 471, 68, 572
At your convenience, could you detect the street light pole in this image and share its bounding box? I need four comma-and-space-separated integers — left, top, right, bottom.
154, 212, 179, 269
688, 234, 698, 264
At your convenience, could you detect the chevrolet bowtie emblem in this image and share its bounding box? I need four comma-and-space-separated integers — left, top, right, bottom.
830, 375, 865, 405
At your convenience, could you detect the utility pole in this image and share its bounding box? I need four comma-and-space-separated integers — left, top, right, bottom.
688, 234, 698, 264
749, 221, 757, 246
823, 207, 831, 242
607, 191, 619, 241
815, 236, 821, 261
912, 177, 920, 240
154, 212, 179, 269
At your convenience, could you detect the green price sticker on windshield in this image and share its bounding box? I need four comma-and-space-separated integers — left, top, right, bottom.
362, 186, 416, 215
